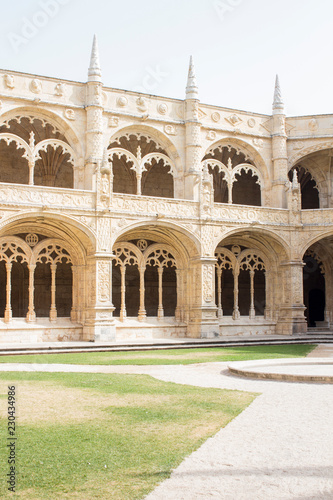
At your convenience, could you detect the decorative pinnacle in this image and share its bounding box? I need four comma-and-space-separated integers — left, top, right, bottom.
186, 55, 199, 99
273, 74, 284, 114
88, 34, 102, 82
292, 168, 299, 189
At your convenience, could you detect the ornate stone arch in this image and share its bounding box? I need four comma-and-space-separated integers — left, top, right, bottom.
108, 127, 178, 197
289, 141, 333, 168
0, 107, 83, 157
203, 137, 270, 185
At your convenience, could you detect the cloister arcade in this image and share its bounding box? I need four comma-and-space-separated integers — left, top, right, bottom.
2, 56, 333, 342
0, 113, 78, 189
203, 144, 262, 206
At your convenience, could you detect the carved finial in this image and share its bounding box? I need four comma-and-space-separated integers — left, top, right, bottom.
88, 34, 102, 82
29, 131, 35, 149
186, 56, 199, 100
273, 74, 284, 114
100, 148, 110, 175
227, 157, 232, 170
292, 168, 299, 189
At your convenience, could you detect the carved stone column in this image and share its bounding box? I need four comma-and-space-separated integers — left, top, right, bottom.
216, 268, 223, 319
184, 57, 202, 201
271, 76, 288, 209
49, 264, 57, 322
138, 266, 146, 321
276, 261, 307, 335
157, 267, 164, 319
119, 265, 126, 322
175, 269, 182, 322
264, 270, 273, 320
232, 269, 240, 320
4, 262, 12, 323
249, 270, 255, 320
188, 257, 219, 338
83, 253, 116, 341
26, 264, 36, 323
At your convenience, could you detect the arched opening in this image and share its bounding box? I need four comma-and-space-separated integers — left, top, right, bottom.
203, 145, 262, 206
108, 133, 174, 197
142, 161, 174, 198
11, 261, 29, 317
215, 245, 266, 320
288, 166, 319, 209
34, 145, 74, 188
113, 239, 179, 321
34, 262, 51, 317
303, 250, 325, 327
0, 141, 29, 184
125, 265, 140, 317
112, 157, 137, 195
145, 265, 159, 315
0, 116, 74, 188
232, 169, 261, 206
55, 262, 72, 317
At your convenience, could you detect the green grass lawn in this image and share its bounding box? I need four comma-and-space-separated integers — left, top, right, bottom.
0, 344, 316, 365
0, 371, 257, 499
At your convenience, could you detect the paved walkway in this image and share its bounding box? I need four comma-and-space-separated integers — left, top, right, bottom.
1, 345, 332, 499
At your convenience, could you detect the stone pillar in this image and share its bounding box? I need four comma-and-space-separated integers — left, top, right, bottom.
216, 268, 223, 319
49, 263, 57, 322
157, 267, 164, 319
138, 266, 146, 321
271, 76, 288, 209
188, 257, 219, 338
249, 270, 255, 320
119, 265, 126, 322
184, 57, 202, 201
276, 261, 307, 335
232, 269, 240, 320
85, 36, 104, 191
26, 264, 36, 323
83, 253, 116, 341
4, 262, 12, 323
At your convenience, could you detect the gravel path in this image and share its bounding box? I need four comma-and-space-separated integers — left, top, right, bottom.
1, 345, 332, 499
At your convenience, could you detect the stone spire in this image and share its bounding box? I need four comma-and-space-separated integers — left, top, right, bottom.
186, 56, 199, 99
273, 74, 284, 114
88, 34, 102, 82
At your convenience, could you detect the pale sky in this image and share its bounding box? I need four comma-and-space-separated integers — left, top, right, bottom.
1, 0, 333, 116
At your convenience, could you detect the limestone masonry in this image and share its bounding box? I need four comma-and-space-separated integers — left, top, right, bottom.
0, 36, 330, 342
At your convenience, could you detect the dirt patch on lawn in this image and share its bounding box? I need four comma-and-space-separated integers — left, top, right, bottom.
0, 381, 174, 425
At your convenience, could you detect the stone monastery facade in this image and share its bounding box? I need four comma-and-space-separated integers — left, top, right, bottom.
0, 36, 331, 343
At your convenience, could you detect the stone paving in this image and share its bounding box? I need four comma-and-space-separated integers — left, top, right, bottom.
0, 345, 332, 499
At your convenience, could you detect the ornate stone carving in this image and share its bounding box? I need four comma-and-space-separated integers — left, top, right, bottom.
98, 261, 111, 302
137, 97, 148, 112
4, 74, 15, 89
25, 233, 39, 247
206, 130, 216, 141
54, 83, 65, 96
64, 109, 76, 121
157, 103, 168, 115
203, 264, 214, 302
248, 118, 256, 128
108, 116, 119, 127
164, 124, 177, 136
30, 79, 42, 94
253, 138, 264, 149
225, 114, 242, 127
117, 96, 128, 107
211, 112, 220, 123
